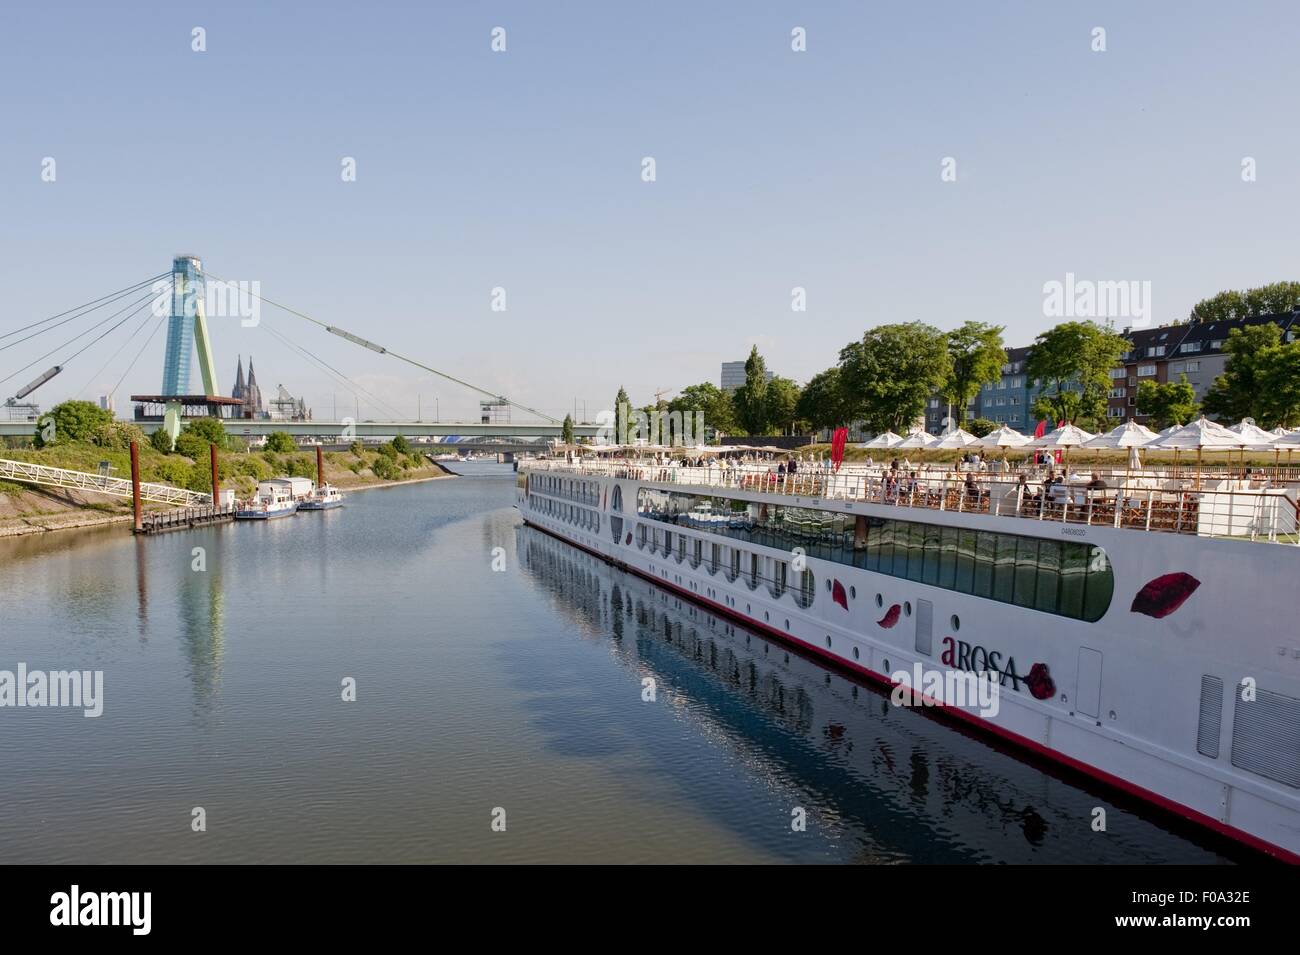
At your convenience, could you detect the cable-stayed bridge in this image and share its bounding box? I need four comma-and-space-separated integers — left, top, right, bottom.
1, 254, 596, 443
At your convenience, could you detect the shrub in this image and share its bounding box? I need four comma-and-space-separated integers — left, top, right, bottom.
35, 400, 114, 447
91, 421, 145, 451
391, 434, 411, 455
371, 455, 400, 481
179, 417, 229, 451
967, 418, 998, 438
350, 441, 365, 457
264, 431, 296, 453
150, 429, 175, 454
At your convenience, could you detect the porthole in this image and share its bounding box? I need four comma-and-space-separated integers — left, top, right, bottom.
951, 614, 960, 632
850, 586, 856, 600
852, 646, 860, 660
826, 580, 832, 593
825, 636, 832, 649
875, 593, 883, 608
764, 611, 769, 622
904, 602, 912, 617
883, 659, 890, 673
784, 619, 790, 630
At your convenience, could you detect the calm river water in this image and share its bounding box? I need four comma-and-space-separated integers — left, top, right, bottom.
0, 470, 1240, 862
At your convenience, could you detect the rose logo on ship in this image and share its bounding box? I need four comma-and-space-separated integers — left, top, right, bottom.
1130, 572, 1201, 619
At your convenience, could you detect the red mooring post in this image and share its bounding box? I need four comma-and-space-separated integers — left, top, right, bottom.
210, 443, 220, 508
130, 440, 142, 532
316, 445, 324, 489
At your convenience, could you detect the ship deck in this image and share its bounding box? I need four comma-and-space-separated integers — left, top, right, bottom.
525, 458, 1300, 545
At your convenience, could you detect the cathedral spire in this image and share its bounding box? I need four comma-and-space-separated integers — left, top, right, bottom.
232, 355, 246, 400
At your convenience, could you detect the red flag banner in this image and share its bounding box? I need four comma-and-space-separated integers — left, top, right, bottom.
1034, 419, 1047, 439
831, 427, 848, 472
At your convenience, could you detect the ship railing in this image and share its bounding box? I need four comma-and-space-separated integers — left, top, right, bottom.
525, 459, 1300, 544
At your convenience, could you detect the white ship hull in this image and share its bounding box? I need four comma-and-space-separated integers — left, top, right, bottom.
518, 463, 1300, 861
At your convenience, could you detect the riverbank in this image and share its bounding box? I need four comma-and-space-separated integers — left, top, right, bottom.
0, 451, 458, 539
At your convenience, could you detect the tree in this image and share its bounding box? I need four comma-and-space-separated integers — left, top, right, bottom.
668, 383, 735, 440
264, 431, 296, 453
1136, 374, 1199, 429
391, 434, 411, 455
561, 414, 575, 444
967, 417, 997, 438
1025, 321, 1128, 430
614, 386, 629, 422
175, 417, 229, 459
732, 346, 770, 435
1190, 281, 1300, 322
34, 399, 113, 447
1202, 323, 1282, 424
942, 322, 1006, 426
837, 323, 951, 433
1258, 342, 1300, 428
763, 376, 802, 435
795, 367, 852, 432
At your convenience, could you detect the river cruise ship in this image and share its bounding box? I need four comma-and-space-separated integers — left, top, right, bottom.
517, 447, 1300, 861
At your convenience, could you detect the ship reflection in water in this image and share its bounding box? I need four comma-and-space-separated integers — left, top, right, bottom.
517, 524, 1239, 864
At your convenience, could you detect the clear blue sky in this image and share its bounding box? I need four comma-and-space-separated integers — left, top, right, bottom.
2, 1, 1298, 423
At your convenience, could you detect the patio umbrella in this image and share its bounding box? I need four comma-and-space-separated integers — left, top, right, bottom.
895, 429, 939, 449
1026, 423, 1095, 474
934, 428, 979, 449
1148, 417, 1241, 488
1270, 430, 1300, 478
1083, 420, 1158, 495
1227, 419, 1276, 478
862, 430, 903, 449
975, 425, 1030, 465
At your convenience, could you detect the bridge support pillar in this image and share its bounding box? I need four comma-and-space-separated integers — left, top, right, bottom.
162, 401, 182, 450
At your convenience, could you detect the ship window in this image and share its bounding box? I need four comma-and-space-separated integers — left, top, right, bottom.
633, 488, 1114, 622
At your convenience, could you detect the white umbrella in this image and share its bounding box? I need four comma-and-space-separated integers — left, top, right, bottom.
1149, 416, 1242, 487
976, 425, 1031, 449
1083, 420, 1159, 493
934, 428, 979, 449
1229, 419, 1276, 448
862, 430, 903, 449
1026, 424, 1095, 474
895, 429, 938, 449
1082, 420, 1158, 449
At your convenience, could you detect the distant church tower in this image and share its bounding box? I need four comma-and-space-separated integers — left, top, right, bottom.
244, 356, 265, 417
232, 356, 247, 403
231, 355, 264, 418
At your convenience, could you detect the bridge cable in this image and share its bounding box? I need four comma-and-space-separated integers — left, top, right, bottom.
109, 311, 170, 398
0, 273, 169, 350
260, 320, 408, 421
205, 273, 561, 424
77, 280, 174, 397
0, 287, 162, 388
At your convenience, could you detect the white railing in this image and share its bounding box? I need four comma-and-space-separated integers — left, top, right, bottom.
525, 459, 1300, 544
0, 457, 209, 507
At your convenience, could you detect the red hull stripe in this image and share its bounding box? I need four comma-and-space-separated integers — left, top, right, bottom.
523, 518, 1300, 864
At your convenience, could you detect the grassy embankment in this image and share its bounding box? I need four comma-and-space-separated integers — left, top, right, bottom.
0, 440, 449, 535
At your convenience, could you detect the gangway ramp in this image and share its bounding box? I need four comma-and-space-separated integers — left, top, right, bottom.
0, 457, 209, 507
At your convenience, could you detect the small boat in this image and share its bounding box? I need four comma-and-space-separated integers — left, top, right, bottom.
235, 480, 300, 520
298, 483, 344, 510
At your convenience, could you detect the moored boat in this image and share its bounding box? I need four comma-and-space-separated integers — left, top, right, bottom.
517, 445, 1300, 862
235, 479, 301, 520
298, 483, 344, 510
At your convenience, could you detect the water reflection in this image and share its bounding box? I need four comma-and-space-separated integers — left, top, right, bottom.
517, 524, 1236, 864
